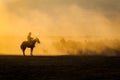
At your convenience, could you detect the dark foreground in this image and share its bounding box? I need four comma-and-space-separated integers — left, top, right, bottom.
0, 55, 120, 80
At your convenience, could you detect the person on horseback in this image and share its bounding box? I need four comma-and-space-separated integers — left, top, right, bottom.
21, 32, 40, 56
27, 32, 33, 45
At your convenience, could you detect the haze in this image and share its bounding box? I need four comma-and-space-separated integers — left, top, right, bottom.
0, 0, 120, 55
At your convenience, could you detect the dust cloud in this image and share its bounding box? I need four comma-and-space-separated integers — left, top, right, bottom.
0, 0, 120, 55
53, 37, 120, 56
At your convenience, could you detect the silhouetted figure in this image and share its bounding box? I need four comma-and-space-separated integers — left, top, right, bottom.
27, 32, 33, 44
20, 33, 40, 56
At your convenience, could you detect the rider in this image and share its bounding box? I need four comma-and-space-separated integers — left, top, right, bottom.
27, 32, 33, 44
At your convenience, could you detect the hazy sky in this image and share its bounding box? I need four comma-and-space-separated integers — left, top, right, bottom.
0, 0, 120, 55
0, 0, 120, 36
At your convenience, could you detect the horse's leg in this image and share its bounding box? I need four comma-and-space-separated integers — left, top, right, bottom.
30, 48, 33, 56
23, 48, 26, 56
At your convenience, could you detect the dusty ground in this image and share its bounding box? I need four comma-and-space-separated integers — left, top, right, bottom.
0, 55, 120, 80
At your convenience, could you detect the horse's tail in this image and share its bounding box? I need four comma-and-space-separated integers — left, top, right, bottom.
20, 42, 23, 49
20, 41, 26, 49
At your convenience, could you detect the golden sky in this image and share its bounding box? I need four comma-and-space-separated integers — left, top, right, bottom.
0, 0, 120, 55
0, 0, 120, 36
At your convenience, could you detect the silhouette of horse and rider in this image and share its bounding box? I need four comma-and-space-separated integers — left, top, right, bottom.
20, 32, 40, 56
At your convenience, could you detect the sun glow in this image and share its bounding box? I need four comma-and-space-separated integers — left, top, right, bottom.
0, 0, 120, 56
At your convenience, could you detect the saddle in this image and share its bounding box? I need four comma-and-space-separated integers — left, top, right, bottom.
27, 40, 33, 46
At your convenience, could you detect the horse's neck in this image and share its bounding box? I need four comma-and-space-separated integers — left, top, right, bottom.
33, 40, 36, 44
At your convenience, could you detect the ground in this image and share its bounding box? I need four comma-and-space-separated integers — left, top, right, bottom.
0, 55, 120, 80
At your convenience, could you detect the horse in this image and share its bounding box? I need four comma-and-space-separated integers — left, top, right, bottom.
20, 37, 40, 56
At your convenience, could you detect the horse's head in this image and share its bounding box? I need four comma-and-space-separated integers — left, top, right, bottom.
34, 37, 40, 44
